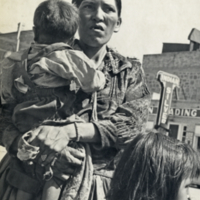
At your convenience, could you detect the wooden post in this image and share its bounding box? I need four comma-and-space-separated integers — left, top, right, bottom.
16, 22, 21, 52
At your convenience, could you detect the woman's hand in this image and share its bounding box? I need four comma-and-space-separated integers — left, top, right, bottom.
31, 124, 84, 166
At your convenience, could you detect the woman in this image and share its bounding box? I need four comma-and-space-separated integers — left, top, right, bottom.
0, 0, 150, 199
109, 131, 200, 200
35, 0, 150, 198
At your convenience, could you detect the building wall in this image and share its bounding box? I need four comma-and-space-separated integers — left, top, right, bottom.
143, 51, 200, 151
0, 30, 34, 60
143, 51, 200, 101
147, 99, 200, 151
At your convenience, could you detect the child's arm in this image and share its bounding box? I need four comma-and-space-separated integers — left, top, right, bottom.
65, 50, 106, 93
28, 49, 106, 92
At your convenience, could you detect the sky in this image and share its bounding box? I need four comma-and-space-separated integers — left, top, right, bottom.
0, 0, 200, 61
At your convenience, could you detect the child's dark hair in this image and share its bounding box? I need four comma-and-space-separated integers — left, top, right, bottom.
109, 130, 200, 200
34, 0, 78, 43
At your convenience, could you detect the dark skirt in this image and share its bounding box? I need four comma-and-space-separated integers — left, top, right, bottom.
0, 148, 112, 200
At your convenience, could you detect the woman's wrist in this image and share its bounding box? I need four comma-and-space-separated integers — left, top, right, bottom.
70, 123, 101, 143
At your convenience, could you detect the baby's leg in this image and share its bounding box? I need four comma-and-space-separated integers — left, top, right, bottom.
42, 179, 62, 200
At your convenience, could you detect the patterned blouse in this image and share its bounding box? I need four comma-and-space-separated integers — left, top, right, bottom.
0, 41, 151, 200
0, 41, 151, 170
72, 41, 151, 171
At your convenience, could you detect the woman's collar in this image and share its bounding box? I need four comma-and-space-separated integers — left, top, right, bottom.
104, 46, 132, 74
73, 39, 133, 74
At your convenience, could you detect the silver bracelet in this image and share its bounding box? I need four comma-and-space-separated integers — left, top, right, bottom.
74, 122, 80, 142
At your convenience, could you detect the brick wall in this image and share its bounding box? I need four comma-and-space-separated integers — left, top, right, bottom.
143, 51, 200, 101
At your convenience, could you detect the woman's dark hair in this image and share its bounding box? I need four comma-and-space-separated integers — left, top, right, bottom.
72, 0, 122, 17
109, 130, 200, 200
34, 0, 78, 42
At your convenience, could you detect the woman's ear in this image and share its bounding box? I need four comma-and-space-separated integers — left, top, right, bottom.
114, 17, 122, 33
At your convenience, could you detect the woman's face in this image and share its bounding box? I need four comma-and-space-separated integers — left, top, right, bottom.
78, 0, 121, 48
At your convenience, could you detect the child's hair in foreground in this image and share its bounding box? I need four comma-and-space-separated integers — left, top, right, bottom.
33, 0, 78, 43
109, 130, 200, 200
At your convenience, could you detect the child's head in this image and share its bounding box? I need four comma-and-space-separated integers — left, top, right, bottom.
110, 130, 200, 200
33, 0, 78, 44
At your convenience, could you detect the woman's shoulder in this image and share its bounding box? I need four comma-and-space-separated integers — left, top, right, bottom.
105, 46, 142, 74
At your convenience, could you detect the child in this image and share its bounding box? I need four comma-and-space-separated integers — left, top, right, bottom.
109, 130, 200, 200
1, 0, 105, 199
3, 0, 105, 133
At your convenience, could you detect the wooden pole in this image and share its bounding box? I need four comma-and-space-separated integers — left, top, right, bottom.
16, 22, 21, 52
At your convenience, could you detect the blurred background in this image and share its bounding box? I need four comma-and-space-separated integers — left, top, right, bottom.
0, 0, 200, 60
